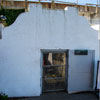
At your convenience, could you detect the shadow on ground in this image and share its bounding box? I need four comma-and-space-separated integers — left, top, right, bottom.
8, 92, 99, 100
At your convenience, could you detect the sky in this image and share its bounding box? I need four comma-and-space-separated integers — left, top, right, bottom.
55, 0, 97, 5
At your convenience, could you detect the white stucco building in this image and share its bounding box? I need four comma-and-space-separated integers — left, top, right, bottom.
0, 4, 99, 97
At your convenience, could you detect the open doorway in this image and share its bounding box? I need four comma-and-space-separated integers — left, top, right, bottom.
42, 51, 67, 92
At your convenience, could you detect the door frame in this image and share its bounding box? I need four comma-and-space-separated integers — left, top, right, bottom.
40, 49, 69, 94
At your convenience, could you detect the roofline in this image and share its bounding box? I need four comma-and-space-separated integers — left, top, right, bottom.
3, 0, 100, 8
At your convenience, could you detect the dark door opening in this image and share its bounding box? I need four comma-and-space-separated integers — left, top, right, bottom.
42, 51, 66, 92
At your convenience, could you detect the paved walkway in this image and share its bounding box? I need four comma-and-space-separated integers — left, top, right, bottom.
10, 92, 98, 100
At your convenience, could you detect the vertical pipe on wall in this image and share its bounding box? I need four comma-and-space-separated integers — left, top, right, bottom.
0, 24, 3, 39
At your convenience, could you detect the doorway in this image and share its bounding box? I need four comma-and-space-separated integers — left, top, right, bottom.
42, 51, 67, 92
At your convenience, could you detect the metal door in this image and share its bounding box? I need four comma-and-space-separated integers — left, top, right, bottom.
42, 52, 66, 92
68, 50, 95, 93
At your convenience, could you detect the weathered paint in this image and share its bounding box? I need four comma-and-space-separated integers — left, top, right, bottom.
0, 4, 99, 97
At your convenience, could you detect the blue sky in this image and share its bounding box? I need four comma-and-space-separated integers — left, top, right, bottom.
56, 0, 97, 5
61, 0, 97, 4
39, 0, 98, 5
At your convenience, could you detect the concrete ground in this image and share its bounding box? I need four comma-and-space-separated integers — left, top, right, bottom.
9, 92, 99, 100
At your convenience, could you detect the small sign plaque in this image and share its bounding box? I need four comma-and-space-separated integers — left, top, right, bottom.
74, 50, 88, 55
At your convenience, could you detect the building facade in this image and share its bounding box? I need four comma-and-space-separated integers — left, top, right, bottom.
0, 4, 99, 97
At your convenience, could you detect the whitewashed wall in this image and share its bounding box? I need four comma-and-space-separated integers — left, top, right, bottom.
0, 4, 99, 97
